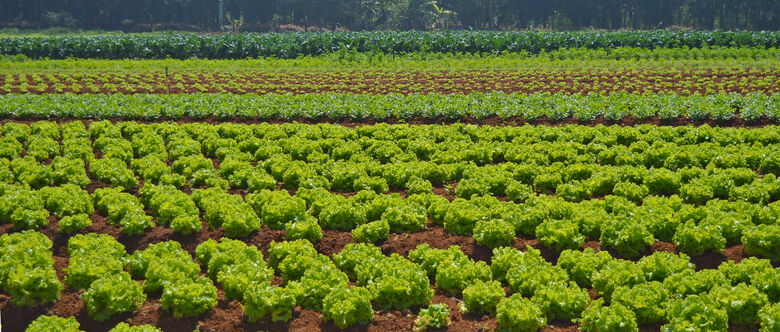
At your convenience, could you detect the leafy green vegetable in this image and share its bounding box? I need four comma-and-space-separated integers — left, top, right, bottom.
592, 259, 646, 302
415, 303, 451, 332
557, 248, 612, 288
65, 233, 126, 289
709, 283, 768, 326
759, 303, 780, 332
742, 224, 780, 262
352, 219, 389, 244
673, 221, 726, 256
507, 262, 568, 297
322, 286, 374, 329
474, 219, 515, 248
536, 219, 584, 251
636, 251, 694, 282
531, 281, 589, 321
243, 283, 297, 323
25, 315, 83, 332
160, 276, 218, 318
58, 213, 91, 234
285, 216, 323, 243
662, 294, 728, 332
461, 280, 505, 316
600, 216, 653, 259
83, 272, 146, 321
611, 281, 669, 324
580, 299, 638, 332
496, 294, 547, 332
108, 323, 163, 332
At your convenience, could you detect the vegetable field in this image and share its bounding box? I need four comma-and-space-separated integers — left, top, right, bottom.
0, 31, 779, 332
2, 68, 778, 95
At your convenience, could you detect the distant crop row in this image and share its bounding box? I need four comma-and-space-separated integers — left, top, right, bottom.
1, 93, 777, 122
1, 30, 778, 59
2, 67, 776, 95
3, 47, 777, 73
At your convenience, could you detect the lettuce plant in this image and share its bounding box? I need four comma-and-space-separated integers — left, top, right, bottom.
600, 216, 653, 258
58, 213, 91, 234
90, 157, 138, 190
580, 299, 638, 332
750, 268, 780, 302
65, 233, 126, 289
139, 184, 201, 234
322, 286, 374, 329
415, 303, 451, 332
25, 316, 83, 332
556, 248, 612, 288
381, 204, 427, 232
673, 221, 726, 256
611, 281, 669, 324
536, 219, 584, 251
192, 188, 261, 237
759, 303, 780, 332
352, 219, 389, 244
461, 280, 505, 316
474, 219, 515, 248
267, 239, 318, 271
662, 294, 728, 332
40, 184, 93, 217
108, 323, 162, 332
636, 251, 694, 282
742, 224, 780, 262
718, 257, 774, 286
709, 283, 768, 326
243, 283, 297, 322
83, 272, 146, 321
160, 277, 218, 318
591, 259, 646, 302
491, 246, 545, 283
319, 201, 365, 230
51, 157, 89, 187
358, 254, 433, 309
435, 259, 491, 295
531, 281, 589, 321
285, 216, 323, 243
496, 294, 546, 332
287, 263, 348, 311
443, 199, 489, 235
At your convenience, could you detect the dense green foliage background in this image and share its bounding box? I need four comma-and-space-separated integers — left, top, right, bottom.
1, 31, 778, 59
1, 0, 777, 31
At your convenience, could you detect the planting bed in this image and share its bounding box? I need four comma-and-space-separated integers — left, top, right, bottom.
1, 121, 778, 332
1, 68, 777, 95
1, 93, 778, 122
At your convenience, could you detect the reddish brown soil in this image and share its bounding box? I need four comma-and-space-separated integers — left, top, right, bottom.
2, 69, 777, 95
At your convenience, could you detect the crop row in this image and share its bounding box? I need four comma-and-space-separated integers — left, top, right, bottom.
3, 47, 777, 73
1, 30, 778, 59
1, 68, 777, 95
0, 121, 778, 254
1, 93, 779, 122
3, 169, 779, 260
0, 121, 778, 331
5, 230, 780, 331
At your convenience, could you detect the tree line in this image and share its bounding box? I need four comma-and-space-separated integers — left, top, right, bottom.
1, 0, 777, 32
